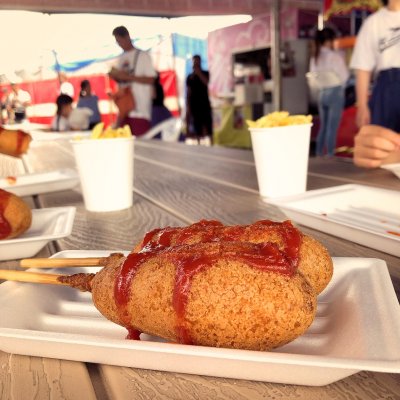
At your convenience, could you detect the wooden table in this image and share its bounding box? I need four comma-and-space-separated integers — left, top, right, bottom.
1, 139, 399, 399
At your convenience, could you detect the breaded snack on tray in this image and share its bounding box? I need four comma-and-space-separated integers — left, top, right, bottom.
62, 243, 316, 351
0, 126, 31, 157
60, 219, 333, 351
0, 189, 32, 239
134, 220, 333, 294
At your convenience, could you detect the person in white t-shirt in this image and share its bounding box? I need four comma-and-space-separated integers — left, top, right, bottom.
309, 28, 349, 156
5, 82, 31, 123
351, 0, 400, 130
109, 25, 156, 136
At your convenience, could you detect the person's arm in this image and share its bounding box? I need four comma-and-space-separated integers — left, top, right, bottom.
353, 125, 400, 168
111, 51, 156, 85
109, 68, 154, 84
127, 75, 155, 85
355, 69, 372, 128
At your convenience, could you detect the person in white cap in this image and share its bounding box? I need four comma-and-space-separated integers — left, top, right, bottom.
5, 79, 31, 123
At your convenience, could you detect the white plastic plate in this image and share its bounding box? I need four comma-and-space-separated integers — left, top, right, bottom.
2, 122, 51, 131
28, 130, 91, 142
0, 251, 399, 386
0, 169, 79, 197
0, 207, 76, 261
381, 163, 400, 179
267, 184, 400, 257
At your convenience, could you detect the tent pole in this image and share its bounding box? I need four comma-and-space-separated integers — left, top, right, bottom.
271, 0, 281, 111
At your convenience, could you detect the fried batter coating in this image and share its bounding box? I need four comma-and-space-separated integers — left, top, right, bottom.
0, 189, 32, 239
90, 243, 317, 351
0, 127, 31, 157
135, 220, 333, 294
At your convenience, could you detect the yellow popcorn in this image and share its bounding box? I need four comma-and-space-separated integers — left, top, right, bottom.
90, 123, 132, 139
246, 111, 312, 128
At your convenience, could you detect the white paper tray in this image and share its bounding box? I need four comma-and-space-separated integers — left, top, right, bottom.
0, 169, 79, 196
0, 207, 76, 261
268, 184, 400, 257
0, 251, 399, 386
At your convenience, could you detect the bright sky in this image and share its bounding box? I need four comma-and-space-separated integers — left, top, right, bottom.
0, 11, 251, 75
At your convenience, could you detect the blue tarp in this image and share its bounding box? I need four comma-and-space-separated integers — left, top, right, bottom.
52, 58, 101, 73
172, 33, 208, 66
172, 33, 208, 79
51, 34, 208, 74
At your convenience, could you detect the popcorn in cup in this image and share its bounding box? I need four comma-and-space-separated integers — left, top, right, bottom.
247, 112, 312, 198
71, 123, 134, 212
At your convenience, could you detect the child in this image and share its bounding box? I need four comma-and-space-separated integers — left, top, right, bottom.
51, 94, 73, 131
77, 80, 101, 129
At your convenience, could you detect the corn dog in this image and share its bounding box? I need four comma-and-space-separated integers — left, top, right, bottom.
0, 126, 31, 157
0, 189, 32, 239
64, 242, 316, 351
58, 220, 333, 350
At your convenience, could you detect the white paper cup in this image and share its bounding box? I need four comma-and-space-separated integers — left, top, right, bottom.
250, 124, 312, 198
71, 137, 134, 212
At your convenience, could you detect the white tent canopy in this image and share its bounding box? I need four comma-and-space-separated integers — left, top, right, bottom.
0, 12, 252, 80
0, 0, 319, 17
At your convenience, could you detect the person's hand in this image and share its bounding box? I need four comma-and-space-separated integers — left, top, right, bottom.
353, 125, 400, 168
193, 65, 202, 76
356, 104, 371, 128
109, 68, 130, 82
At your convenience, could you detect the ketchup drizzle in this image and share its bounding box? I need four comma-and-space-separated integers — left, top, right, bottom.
114, 220, 302, 343
126, 327, 141, 340
16, 130, 25, 155
0, 127, 26, 156
0, 189, 12, 239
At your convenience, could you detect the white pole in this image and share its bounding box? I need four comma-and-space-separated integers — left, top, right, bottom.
271, 0, 281, 111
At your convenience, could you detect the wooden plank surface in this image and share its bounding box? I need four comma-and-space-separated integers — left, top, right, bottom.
136, 140, 400, 191
137, 139, 254, 162
308, 158, 400, 190
0, 353, 97, 400
97, 366, 400, 400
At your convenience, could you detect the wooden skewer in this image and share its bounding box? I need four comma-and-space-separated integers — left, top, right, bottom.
0, 270, 67, 285
20, 257, 104, 269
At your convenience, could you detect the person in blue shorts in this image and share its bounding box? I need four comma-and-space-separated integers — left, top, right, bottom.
351, 0, 400, 131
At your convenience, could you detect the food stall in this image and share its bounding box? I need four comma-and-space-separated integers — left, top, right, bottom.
208, 8, 316, 148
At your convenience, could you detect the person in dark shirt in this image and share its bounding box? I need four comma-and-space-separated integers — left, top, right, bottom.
151, 74, 172, 127
186, 55, 212, 145
77, 80, 101, 129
